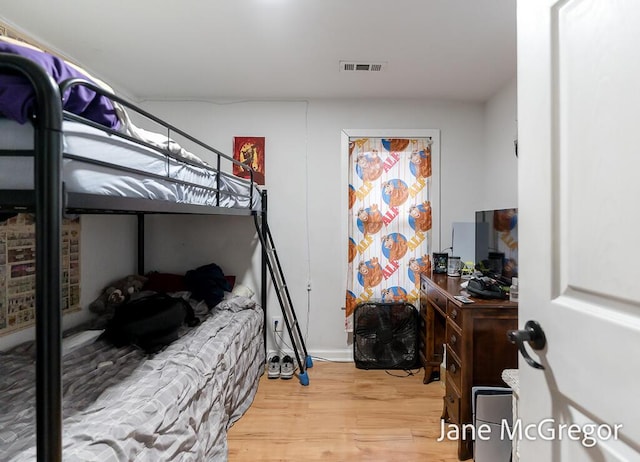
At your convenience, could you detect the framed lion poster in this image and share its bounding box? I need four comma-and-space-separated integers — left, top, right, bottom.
233, 136, 265, 185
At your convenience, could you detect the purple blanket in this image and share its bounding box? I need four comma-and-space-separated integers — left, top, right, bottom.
0, 41, 120, 129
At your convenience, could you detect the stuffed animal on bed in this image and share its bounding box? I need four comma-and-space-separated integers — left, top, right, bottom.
89, 274, 148, 317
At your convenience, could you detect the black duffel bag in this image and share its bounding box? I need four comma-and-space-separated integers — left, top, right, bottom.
103, 293, 199, 353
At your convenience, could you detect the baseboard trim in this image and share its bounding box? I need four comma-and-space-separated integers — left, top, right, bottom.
267, 348, 354, 363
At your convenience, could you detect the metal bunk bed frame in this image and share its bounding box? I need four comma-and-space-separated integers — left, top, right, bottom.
0, 53, 268, 462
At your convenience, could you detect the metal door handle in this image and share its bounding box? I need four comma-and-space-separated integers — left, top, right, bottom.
507, 320, 546, 370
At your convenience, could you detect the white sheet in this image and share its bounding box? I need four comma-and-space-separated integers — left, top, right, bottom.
0, 119, 262, 211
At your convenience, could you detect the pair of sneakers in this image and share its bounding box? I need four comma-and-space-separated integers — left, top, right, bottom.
268, 355, 294, 380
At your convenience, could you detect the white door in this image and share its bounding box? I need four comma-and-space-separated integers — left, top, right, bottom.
517, 1, 640, 461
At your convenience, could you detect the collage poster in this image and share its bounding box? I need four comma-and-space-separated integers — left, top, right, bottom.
0, 214, 81, 336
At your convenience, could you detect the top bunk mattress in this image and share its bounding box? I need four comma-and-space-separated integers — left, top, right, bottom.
0, 118, 262, 212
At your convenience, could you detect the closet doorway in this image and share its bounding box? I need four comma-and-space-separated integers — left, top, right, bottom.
340, 129, 440, 331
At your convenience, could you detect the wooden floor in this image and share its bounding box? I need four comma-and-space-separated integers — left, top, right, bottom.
227, 361, 459, 461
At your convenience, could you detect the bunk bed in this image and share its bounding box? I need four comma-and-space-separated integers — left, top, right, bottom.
0, 45, 268, 462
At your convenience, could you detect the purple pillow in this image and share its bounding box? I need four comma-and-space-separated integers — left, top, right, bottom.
0, 41, 120, 129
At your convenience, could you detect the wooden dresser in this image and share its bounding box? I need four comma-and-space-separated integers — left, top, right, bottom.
419, 272, 518, 460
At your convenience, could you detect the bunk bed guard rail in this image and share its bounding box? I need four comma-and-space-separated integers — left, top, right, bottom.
58, 77, 256, 209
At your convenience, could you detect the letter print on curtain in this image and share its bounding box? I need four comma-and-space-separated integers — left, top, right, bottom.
346, 137, 433, 331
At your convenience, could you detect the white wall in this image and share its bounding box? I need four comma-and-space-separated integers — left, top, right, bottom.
483, 77, 518, 209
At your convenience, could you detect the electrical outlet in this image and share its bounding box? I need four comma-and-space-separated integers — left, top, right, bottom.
271, 316, 283, 332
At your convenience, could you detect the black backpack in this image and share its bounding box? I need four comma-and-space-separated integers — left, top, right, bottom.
466, 277, 509, 300
104, 293, 199, 353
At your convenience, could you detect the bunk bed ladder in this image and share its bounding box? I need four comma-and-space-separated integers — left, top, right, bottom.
254, 214, 313, 386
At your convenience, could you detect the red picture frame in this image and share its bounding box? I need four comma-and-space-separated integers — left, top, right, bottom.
233, 136, 265, 185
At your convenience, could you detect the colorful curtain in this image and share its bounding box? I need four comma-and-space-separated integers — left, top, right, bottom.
346, 137, 433, 331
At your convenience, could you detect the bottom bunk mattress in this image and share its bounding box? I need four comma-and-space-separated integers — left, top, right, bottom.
0, 295, 265, 461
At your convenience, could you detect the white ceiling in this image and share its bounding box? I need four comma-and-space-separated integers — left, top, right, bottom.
0, 0, 516, 102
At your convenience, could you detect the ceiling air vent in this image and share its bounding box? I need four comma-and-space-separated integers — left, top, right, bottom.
340, 61, 387, 72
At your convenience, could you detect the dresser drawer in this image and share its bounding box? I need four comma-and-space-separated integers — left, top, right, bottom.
446, 319, 462, 360
426, 284, 447, 314
447, 302, 463, 329
444, 382, 461, 425
446, 347, 462, 392
419, 290, 427, 321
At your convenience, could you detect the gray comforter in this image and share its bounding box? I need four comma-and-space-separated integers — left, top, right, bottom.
0, 296, 264, 461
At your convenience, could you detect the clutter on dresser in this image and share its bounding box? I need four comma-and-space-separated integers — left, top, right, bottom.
466, 276, 509, 300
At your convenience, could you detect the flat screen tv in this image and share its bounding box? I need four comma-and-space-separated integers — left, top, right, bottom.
475, 208, 518, 281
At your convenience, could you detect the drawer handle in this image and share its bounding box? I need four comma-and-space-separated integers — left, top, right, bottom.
449, 363, 457, 374
450, 334, 457, 345
451, 308, 458, 319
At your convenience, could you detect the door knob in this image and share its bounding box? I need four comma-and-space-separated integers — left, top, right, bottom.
507, 320, 546, 370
